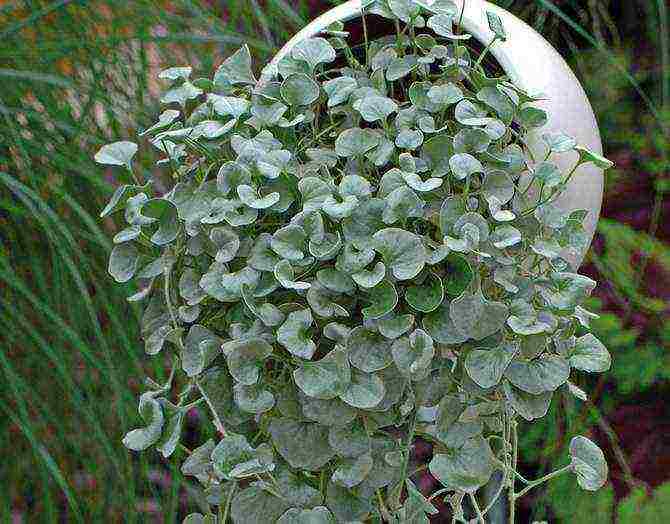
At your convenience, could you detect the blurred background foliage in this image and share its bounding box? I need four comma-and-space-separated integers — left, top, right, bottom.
0, 0, 667, 522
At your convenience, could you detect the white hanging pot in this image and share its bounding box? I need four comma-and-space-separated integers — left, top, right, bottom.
269, 0, 605, 268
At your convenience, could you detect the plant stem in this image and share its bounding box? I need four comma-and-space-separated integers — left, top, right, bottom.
561, 160, 581, 187
360, 4, 369, 67
513, 465, 572, 499
164, 263, 179, 331
427, 487, 451, 503
481, 474, 507, 516
376, 489, 391, 521
126, 165, 143, 186
469, 492, 486, 524
181, 397, 205, 411
195, 379, 226, 435
508, 417, 517, 524
474, 37, 499, 70
320, 469, 326, 499
221, 482, 236, 524
401, 385, 419, 480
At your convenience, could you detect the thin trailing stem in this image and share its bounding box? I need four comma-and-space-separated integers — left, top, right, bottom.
514, 464, 572, 499
474, 37, 499, 70
126, 165, 143, 186
164, 263, 179, 331
508, 417, 518, 524
181, 397, 205, 411
481, 475, 507, 516
195, 379, 226, 436
469, 492, 486, 524
361, 3, 370, 67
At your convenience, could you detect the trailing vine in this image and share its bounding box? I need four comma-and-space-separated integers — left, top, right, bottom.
97, 1, 614, 522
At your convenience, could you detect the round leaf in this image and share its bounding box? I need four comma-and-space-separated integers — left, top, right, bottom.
226, 338, 273, 385
95, 141, 138, 168
292, 37, 336, 70
281, 73, 320, 106
372, 228, 426, 280
569, 435, 608, 491
405, 272, 444, 313
353, 96, 399, 122
569, 334, 611, 373
339, 369, 385, 409
335, 128, 381, 157
450, 285, 508, 341
277, 309, 316, 359
332, 454, 374, 489
362, 279, 399, 320
108, 242, 139, 283
465, 343, 517, 389
391, 329, 435, 379
268, 418, 335, 471
352, 262, 386, 289
504, 355, 570, 394
294, 347, 351, 399
428, 437, 496, 493
347, 327, 393, 372
449, 153, 484, 180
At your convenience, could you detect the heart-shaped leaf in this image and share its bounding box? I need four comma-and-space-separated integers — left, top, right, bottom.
291, 37, 336, 70
271, 225, 307, 261
449, 153, 484, 180
347, 327, 393, 372
332, 453, 374, 489
277, 309, 316, 359
215, 45, 256, 85
211, 432, 274, 480
362, 279, 399, 320
335, 128, 381, 157
372, 228, 426, 280
504, 355, 570, 394
465, 342, 517, 389
354, 96, 399, 122
450, 284, 508, 340
268, 418, 335, 471
569, 334, 611, 373
405, 272, 444, 313
502, 381, 552, 421
352, 262, 386, 289
429, 437, 496, 493
423, 302, 468, 345
569, 435, 608, 491
294, 347, 351, 399
324, 77, 358, 107
392, 329, 435, 380
281, 73, 320, 106
226, 338, 273, 385
95, 141, 138, 169
339, 369, 385, 409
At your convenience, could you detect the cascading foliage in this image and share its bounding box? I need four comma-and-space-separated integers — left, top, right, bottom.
97, 1, 614, 522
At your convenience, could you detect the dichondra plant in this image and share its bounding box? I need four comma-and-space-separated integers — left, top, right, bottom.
96, 1, 614, 522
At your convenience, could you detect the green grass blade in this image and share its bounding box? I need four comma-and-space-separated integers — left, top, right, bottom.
535, 0, 666, 131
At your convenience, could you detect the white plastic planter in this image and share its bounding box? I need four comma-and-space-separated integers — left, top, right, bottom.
270, 0, 605, 267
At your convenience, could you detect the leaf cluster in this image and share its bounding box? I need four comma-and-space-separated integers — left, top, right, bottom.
96, 1, 614, 521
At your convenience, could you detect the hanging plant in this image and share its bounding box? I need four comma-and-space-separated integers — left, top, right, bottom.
97, 1, 614, 522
